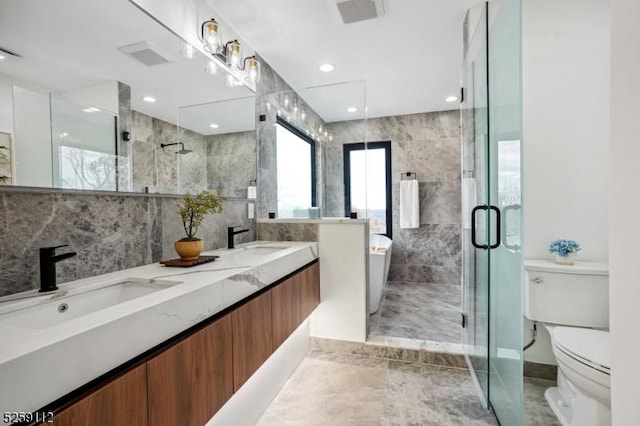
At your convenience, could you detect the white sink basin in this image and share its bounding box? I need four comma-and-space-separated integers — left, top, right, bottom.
241, 246, 289, 255
1, 279, 181, 329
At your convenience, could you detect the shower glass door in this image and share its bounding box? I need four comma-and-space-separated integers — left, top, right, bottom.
461, 1, 490, 407
487, 0, 523, 423
462, 0, 523, 424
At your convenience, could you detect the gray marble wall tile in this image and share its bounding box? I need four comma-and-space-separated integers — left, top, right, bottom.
0, 190, 255, 297
177, 128, 208, 194
117, 82, 132, 159
206, 130, 257, 198
419, 181, 461, 224
257, 222, 319, 242
0, 191, 155, 296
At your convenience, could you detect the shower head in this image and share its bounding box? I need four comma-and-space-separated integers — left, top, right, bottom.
160, 142, 192, 155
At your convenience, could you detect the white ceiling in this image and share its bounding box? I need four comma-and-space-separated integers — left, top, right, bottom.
0, 0, 255, 135
0, 0, 478, 133
205, 0, 478, 121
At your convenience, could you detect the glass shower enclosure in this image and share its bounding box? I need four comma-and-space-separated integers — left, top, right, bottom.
461, 0, 523, 424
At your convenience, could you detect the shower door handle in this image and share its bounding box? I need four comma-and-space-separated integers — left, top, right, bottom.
471, 205, 489, 249
489, 205, 501, 249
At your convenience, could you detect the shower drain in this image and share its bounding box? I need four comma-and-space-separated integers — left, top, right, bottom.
58, 303, 69, 313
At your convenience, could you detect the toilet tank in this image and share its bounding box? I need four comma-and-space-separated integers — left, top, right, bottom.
524, 260, 609, 328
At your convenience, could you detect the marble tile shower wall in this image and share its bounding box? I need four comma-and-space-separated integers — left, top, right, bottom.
0, 191, 254, 297
130, 111, 207, 194
327, 110, 462, 284
207, 131, 257, 198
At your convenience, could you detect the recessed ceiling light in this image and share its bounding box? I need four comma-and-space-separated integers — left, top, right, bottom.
445, 95, 459, 103
142, 96, 157, 103
83, 107, 100, 113
347, 107, 358, 113
209, 123, 219, 129
319, 63, 335, 73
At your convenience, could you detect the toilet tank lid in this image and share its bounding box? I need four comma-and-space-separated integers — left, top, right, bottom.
524, 259, 609, 275
553, 327, 610, 369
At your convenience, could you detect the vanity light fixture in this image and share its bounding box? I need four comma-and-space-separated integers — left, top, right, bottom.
209, 123, 219, 129
347, 107, 358, 113
319, 63, 335, 73
445, 95, 459, 102
142, 96, 157, 103
199, 18, 261, 85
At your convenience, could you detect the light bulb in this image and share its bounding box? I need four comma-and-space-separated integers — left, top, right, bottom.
245, 56, 260, 83
226, 40, 242, 70
202, 19, 220, 53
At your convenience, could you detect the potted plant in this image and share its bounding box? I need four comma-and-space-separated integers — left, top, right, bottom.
549, 239, 581, 265
174, 190, 226, 260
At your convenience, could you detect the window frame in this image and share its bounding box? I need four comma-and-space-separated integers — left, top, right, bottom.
276, 116, 317, 209
343, 141, 392, 238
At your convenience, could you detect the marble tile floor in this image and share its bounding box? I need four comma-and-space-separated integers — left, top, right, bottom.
257, 350, 560, 426
370, 281, 461, 343
257, 351, 497, 426
524, 377, 561, 426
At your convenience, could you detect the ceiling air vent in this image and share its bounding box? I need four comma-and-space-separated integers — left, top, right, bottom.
118, 41, 175, 66
335, 0, 384, 24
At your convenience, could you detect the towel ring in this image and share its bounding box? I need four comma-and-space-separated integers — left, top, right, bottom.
401, 172, 417, 180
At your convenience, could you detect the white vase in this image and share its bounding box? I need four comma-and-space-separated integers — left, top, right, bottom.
555, 252, 576, 265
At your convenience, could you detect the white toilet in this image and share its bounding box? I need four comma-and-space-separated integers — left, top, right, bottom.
524, 260, 610, 426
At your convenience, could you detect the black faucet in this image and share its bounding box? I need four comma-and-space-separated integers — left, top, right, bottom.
39, 245, 77, 292
227, 226, 250, 249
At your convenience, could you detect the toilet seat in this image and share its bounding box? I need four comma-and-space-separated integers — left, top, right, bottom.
552, 327, 610, 375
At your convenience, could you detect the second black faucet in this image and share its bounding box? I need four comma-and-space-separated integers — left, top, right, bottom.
227, 226, 249, 249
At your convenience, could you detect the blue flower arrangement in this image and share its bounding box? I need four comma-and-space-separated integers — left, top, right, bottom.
549, 239, 581, 257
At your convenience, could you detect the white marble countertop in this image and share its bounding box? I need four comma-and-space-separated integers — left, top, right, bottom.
257, 217, 368, 224
0, 240, 318, 415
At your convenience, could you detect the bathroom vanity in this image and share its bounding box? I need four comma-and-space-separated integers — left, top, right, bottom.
0, 241, 319, 425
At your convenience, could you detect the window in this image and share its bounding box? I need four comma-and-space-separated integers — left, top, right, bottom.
276, 117, 317, 217
343, 141, 392, 237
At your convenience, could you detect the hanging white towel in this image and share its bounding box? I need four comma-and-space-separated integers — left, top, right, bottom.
248, 202, 255, 219
247, 185, 257, 199
400, 180, 420, 229
462, 177, 477, 230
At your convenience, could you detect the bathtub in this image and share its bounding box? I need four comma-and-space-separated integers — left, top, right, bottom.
369, 234, 393, 314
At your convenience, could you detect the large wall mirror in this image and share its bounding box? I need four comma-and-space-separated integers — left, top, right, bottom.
0, 0, 255, 195
256, 80, 367, 219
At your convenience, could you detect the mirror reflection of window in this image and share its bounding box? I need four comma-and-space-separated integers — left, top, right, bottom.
344, 141, 392, 237
276, 119, 317, 217
497, 139, 522, 249
50, 97, 120, 191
